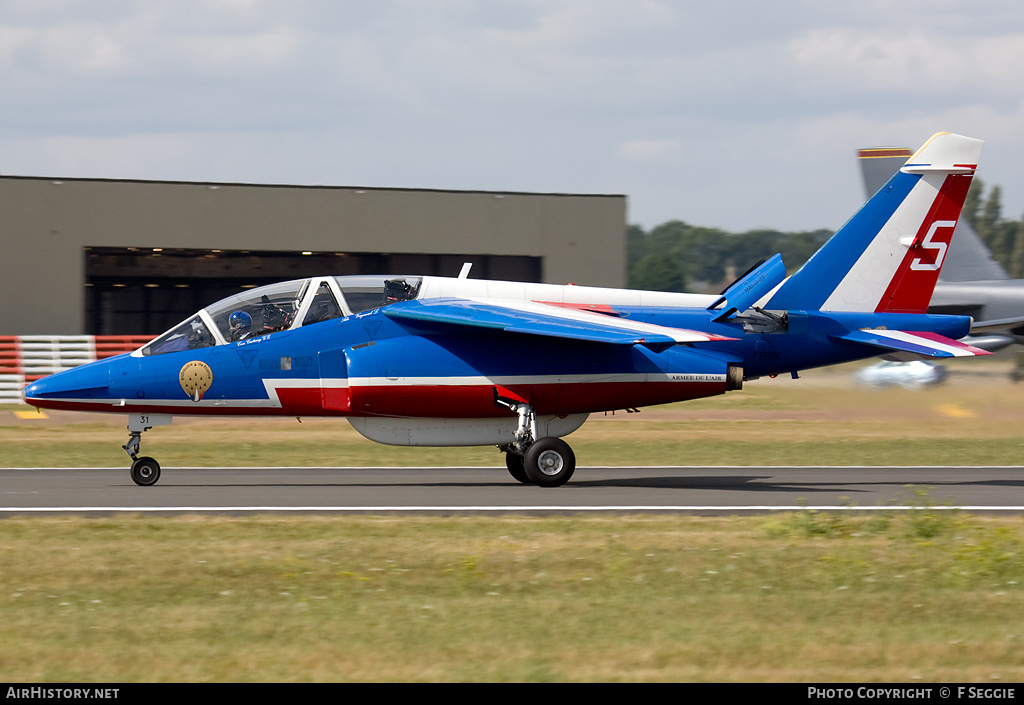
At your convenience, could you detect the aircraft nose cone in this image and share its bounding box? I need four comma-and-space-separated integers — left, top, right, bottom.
21, 362, 111, 407
22, 376, 63, 408
22, 376, 62, 402
22, 379, 43, 401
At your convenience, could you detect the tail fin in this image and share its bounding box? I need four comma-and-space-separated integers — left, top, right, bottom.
857, 144, 1007, 282
765, 132, 984, 313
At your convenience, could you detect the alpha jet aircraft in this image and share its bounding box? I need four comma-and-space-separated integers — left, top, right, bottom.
23, 133, 989, 487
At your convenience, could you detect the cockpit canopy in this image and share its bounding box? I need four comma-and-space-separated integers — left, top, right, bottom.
141, 275, 422, 356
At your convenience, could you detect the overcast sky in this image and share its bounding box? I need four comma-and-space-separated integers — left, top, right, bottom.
3, 0, 1024, 234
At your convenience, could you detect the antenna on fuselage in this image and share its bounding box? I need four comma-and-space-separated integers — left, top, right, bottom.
458, 262, 472, 279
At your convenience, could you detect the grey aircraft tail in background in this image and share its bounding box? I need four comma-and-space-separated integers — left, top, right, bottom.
858, 146, 1024, 352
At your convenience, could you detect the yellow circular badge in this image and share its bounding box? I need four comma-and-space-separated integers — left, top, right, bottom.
179, 361, 213, 402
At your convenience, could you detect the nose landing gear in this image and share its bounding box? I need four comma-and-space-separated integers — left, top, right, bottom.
129, 456, 161, 486
123, 414, 173, 486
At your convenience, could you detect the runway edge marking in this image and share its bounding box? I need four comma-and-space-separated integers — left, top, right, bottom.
5, 506, 1024, 513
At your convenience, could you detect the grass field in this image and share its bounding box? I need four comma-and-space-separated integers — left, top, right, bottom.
3, 510, 1024, 682
2, 358, 1024, 682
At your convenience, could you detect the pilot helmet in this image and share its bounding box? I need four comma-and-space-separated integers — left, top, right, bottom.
228, 310, 252, 334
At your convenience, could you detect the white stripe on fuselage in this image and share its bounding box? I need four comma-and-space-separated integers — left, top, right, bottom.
418, 276, 718, 309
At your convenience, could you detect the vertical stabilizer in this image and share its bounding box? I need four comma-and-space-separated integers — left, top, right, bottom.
765, 133, 984, 313
858, 146, 1007, 282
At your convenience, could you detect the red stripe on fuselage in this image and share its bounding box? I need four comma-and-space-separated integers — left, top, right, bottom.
347, 380, 726, 417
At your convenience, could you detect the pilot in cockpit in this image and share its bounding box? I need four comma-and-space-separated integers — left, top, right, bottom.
384, 278, 418, 305
228, 310, 253, 341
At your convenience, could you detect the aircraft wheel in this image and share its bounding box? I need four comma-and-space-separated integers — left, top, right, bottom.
524, 437, 576, 487
505, 451, 530, 484
130, 456, 161, 486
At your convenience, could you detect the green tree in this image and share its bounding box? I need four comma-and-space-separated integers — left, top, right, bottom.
977, 184, 1003, 254
627, 176, 1023, 293
962, 177, 984, 229
626, 221, 831, 293
1008, 218, 1024, 279
628, 252, 688, 292
625, 224, 648, 267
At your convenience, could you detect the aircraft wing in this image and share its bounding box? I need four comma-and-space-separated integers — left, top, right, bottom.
385, 298, 737, 348
834, 329, 991, 358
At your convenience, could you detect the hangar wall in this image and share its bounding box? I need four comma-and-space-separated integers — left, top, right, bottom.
0, 176, 626, 335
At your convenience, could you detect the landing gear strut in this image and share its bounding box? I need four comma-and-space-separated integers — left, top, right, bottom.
496, 399, 576, 487
122, 414, 172, 486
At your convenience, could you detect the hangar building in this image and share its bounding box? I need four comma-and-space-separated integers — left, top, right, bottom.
0, 176, 626, 336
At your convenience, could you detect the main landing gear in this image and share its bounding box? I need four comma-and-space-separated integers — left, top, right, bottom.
496, 400, 577, 487
122, 414, 173, 486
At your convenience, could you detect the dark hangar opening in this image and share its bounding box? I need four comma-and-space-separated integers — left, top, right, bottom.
84, 247, 542, 335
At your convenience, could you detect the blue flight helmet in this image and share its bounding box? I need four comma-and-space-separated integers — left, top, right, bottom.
228, 310, 252, 338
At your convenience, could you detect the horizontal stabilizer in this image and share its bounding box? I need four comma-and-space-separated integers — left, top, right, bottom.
708, 253, 787, 322
386, 298, 737, 349
834, 329, 992, 358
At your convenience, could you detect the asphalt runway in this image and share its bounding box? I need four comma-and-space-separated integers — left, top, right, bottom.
3, 465, 1024, 514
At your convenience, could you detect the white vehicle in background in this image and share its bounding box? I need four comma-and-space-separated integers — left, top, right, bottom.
854, 360, 948, 389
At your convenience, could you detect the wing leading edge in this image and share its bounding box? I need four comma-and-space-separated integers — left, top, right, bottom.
384, 298, 737, 349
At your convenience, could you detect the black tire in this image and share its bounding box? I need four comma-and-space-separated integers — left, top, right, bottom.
505, 451, 530, 484
130, 456, 161, 486
524, 437, 576, 487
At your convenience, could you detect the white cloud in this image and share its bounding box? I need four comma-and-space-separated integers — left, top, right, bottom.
1, 0, 1023, 232
787, 27, 1024, 96
617, 139, 680, 163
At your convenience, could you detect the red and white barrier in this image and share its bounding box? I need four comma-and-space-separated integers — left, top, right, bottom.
0, 335, 153, 403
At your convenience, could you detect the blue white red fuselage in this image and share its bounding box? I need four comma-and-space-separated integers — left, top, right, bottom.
20, 277, 978, 421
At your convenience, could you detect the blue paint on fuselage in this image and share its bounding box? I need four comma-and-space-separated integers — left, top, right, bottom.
24, 302, 974, 408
